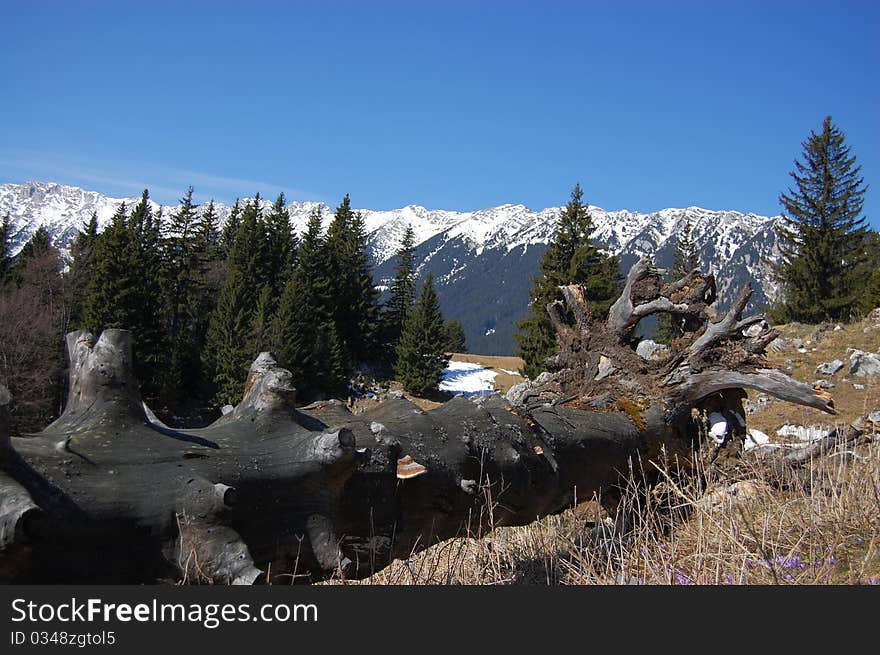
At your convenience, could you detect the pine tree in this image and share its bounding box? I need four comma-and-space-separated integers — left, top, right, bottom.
248, 193, 298, 353
654, 221, 700, 343
163, 187, 204, 398
275, 208, 340, 397
9, 226, 51, 286
196, 200, 222, 260
263, 192, 297, 295
67, 212, 99, 329
203, 197, 264, 405
324, 194, 380, 366
515, 184, 620, 379
220, 199, 242, 256
395, 273, 447, 397
0, 213, 12, 285
16, 226, 51, 263
380, 225, 417, 359
442, 319, 467, 354
187, 199, 225, 396
82, 204, 135, 331
858, 232, 880, 315
126, 191, 168, 397
81, 199, 171, 396
769, 116, 869, 323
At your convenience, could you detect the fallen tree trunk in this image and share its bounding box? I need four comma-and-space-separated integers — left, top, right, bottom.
0, 259, 835, 584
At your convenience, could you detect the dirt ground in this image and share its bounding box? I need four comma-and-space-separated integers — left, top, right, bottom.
746, 318, 880, 437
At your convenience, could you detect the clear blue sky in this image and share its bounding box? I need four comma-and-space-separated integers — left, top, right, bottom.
1, 0, 877, 224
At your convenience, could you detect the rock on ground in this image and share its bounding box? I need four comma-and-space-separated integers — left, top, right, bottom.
849, 349, 880, 377
815, 359, 844, 377
636, 339, 669, 361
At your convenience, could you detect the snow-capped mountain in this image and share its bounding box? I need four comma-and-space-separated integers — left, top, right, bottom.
0, 181, 782, 355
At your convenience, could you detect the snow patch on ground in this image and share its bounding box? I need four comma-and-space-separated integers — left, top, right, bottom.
440, 361, 498, 396
776, 424, 831, 442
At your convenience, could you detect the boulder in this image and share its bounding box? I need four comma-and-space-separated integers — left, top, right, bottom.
849, 350, 880, 377
595, 355, 618, 381
815, 359, 844, 377
635, 339, 670, 361
769, 338, 788, 353
504, 371, 554, 406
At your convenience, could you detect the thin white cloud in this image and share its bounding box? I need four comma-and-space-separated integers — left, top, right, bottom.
0, 149, 323, 206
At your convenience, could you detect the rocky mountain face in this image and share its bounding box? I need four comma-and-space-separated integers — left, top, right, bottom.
1, 181, 781, 355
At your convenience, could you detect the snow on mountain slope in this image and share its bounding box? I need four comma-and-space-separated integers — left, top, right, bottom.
0, 181, 783, 354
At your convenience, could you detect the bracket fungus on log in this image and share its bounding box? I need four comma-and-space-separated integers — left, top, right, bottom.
0, 259, 836, 584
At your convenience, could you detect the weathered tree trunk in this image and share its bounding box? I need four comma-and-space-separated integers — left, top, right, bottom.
0, 260, 835, 584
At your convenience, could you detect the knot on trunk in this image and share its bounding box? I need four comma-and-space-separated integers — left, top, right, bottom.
225, 352, 298, 421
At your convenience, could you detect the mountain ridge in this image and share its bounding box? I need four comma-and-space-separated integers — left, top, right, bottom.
0, 180, 783, 355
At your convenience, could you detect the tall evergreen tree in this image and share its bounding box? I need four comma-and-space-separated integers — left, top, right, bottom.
324, 194, 380, 366
275, 208, 343, 396
395, 273, 447, 397
66, 212, 100, 329
127, 191, 168, 396
82, 203, 140, 330
769, 116, 869, 323
188, 199, 226, 395
9, 226, 52, 286
0, 213, 12, 285
442, 319, 467, 354
196, 199, 222, 260
515, 184, 620, 379
858, 232, 880, 315
163, 187, 204, 398
263, 192, 297, 294
82, 193, 168, 397
380, 225, 417, 359
654, 220, 700, 343
203, 197, 264, 405
220, 199, 242, 256
250, 193, 298, 353
16, 226, 51, 263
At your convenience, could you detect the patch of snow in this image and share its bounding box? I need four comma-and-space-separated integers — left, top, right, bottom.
708, 412, 728, 443
500, 368, 520, 376
776, 424, 830, 442
745, 429, 770, 451
440, 361, 498, 395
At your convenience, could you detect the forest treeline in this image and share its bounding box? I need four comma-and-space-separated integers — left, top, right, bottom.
0, 191, 465, 431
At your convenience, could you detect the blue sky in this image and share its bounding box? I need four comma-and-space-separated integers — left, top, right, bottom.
1, 1, 877, 224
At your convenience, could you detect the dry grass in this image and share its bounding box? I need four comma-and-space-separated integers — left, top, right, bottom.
327, 317, 880, 586
326, 437, 879, 586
